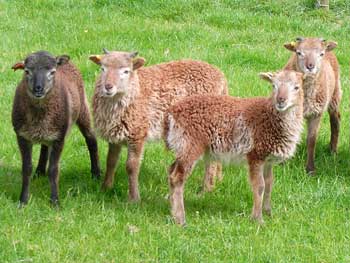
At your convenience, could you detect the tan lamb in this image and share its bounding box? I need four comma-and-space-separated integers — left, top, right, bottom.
164, 70, 304, 225
12, 51, 100, 205
283, 37, 341, 174
89, 49, 228, 201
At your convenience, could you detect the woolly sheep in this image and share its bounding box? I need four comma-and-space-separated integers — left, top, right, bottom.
89, 50, 228, 201
283, 37, 341, 174
164, 70, 304, 225
12, 51, 100, 205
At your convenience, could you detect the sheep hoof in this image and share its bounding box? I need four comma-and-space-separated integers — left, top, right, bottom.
128, 196, 141, 203
101, 182, 113, 192
34, 169, 46, 178
19, 193, 29, 206
91, 170, 101, 180
329, 144, 337, 154
264, 208, 272, 217
306, 167, 316, 176
91, 168, 101, 180
172, 217, 186, 227
50, 199, 60, 208
250, 215, 264, 225
18, 200, 28, 208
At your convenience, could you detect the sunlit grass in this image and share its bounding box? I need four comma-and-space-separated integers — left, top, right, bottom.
0, 0, 350, 262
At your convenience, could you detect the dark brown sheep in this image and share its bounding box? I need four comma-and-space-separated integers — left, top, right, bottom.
12, 51, 100, 205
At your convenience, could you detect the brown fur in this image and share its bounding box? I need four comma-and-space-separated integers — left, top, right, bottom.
12, 52, 100, 205
91, 51, 228, 201
283, 37, 342, 174
164, 70, 304, 225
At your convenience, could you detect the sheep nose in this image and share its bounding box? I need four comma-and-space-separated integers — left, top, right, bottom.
105, 84, 113, 91
306, 63, 315, 70
34, 85, 43, 92
277, 97, 286, 104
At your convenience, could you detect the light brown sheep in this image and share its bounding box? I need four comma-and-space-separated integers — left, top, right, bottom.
12, 51, 100, 205
283, 37, 341, 174
89, 50, 228, 201
164, 70, 304, 225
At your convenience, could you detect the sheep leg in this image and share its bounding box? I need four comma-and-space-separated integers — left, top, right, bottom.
126, 141, 144, 202
77, 119, 101, 180
34, 145, 49, 177
328, 109, 340, 154
263, 163, 273, 216
202, 161, 221, 193
17, 136, 33, 205
169, 146, 202, 225
306, 116, 321, 175
216, 162, 223, 182
169, 160, 188, 226
101, 143, 122, 191
248, 158, 265, 224
48, 139, 64, 206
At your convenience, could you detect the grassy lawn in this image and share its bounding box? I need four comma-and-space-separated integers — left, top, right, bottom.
1, 0, 350, 262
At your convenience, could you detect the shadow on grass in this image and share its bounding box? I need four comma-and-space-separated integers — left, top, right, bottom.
293, 139, 350, 180
1, 138, 348, 224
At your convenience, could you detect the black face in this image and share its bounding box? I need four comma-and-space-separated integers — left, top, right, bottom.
24, 51, 57, 99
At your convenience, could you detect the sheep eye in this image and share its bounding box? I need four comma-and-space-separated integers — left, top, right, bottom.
124, 69, 130, 74
101, 67, 106, 72
320, 52, 325, 57
296, 51, 303, 56
24, 69, 31, 75
294, 86, 299, 91
49, 69, 56, 76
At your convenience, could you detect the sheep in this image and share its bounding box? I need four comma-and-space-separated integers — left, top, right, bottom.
11, 51, 100, 205
89, 49, 228, 201
283, 37, 341, 175
164, 70, 304, 225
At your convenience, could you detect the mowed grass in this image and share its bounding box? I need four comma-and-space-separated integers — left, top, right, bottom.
1, 0, 350, 262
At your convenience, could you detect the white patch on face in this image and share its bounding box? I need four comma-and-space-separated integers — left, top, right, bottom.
43, 69, 56, 95
102, 67, 132, 97
296, 49, 324, 75
116, 67, 131, 92
46, 69, 56, 81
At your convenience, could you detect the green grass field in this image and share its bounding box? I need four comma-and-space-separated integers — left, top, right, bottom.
1, 0, 350, 262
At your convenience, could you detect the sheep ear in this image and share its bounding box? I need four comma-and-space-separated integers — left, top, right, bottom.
56, 55, 70, 66
259, 72, 274, 83
133, 57, 145, 70
11, 61, 25, 71
89, 55, 102, 65
284, 41, 297, 52
130, 51, 138, 58
326, 41, 337, 51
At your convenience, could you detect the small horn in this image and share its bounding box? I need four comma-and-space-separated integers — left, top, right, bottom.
102, 48, 110, 54
130, 51, 138, 58
296, 37, 304, 42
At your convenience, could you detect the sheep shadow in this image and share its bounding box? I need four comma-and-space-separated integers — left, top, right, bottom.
1, 138, 349, 225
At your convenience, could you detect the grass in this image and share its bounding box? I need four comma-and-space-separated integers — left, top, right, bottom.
1, 0, 350, 262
